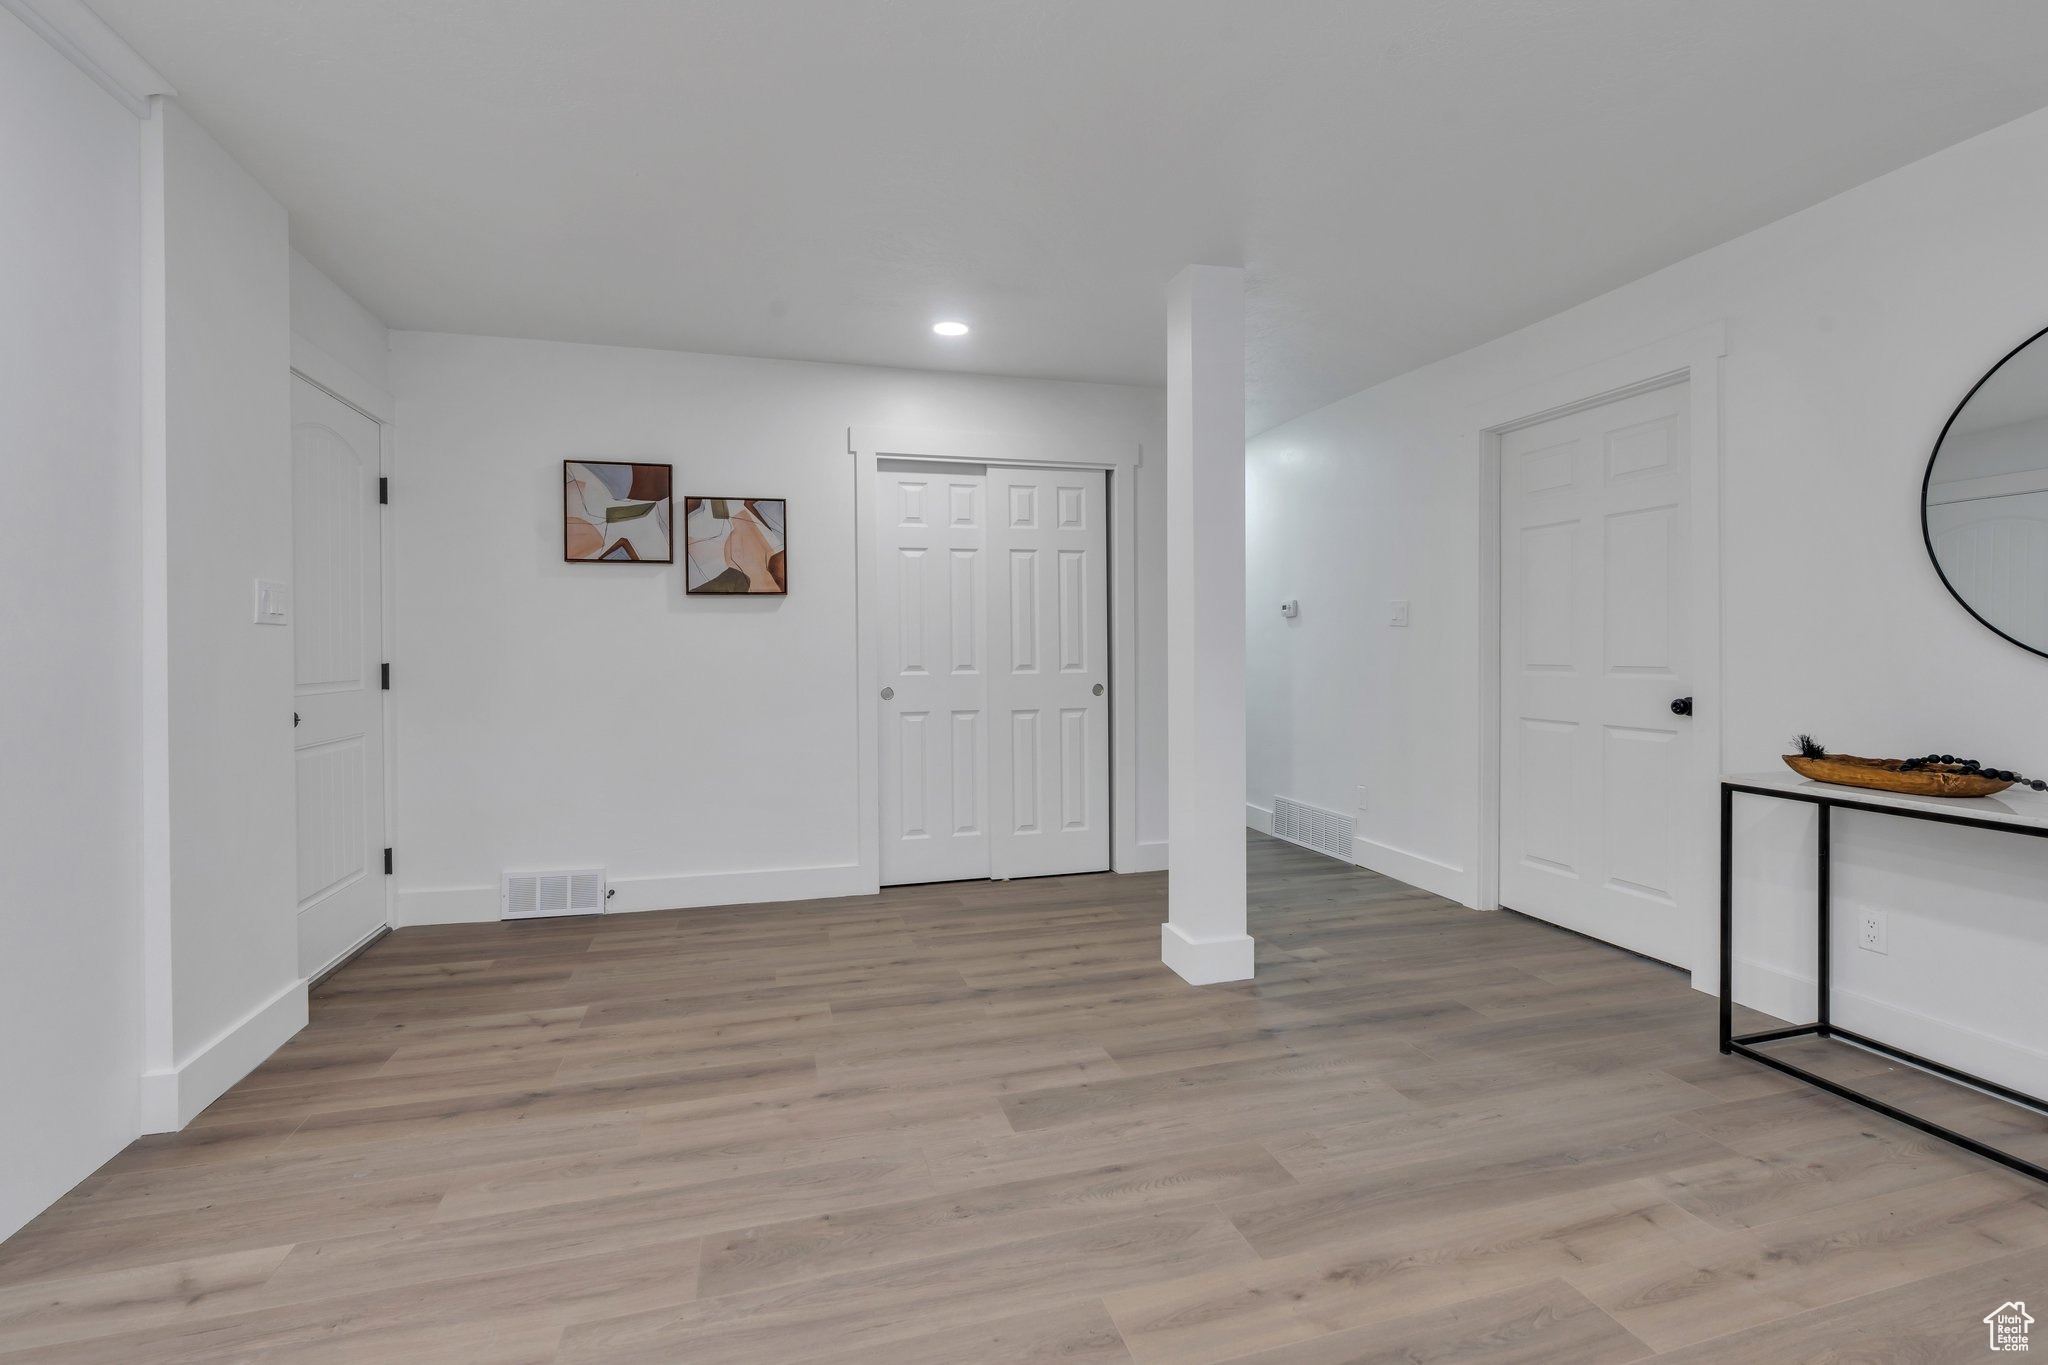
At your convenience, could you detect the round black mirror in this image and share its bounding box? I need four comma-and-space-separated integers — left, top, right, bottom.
1924, 325, 2048, 659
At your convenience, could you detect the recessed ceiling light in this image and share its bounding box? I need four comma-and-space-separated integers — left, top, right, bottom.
932, 321, 970, 337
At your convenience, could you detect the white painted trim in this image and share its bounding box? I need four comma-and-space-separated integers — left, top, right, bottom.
850, 426, 1142, 470
1473, 322, 1727, 984
1126, 840, 1169, 874
1352, 835, 1469, 904
307, 922, 388, 986
1245, 802, 1474, 908
1, 0, 172, 116
851, 427, 1148, 887
378, 416, 398, 943
1108, 467, 1141, 873
138, 100, 174, 1082
1728, 956, 1817, 1032
853, 438, 882, 893
1251, 800, 1466, 901
139, 978, 308, 1132
1160, 923, 1255, 985
1474, 443, 1501, 914
1734, 957, 2048, 1098
1245, 801, 1275, 836
396, 862, 870, 927
291, 334, 394, 423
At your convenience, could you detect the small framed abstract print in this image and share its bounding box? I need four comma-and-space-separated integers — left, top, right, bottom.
564, 460, 673, 563
685, 497, 787, 594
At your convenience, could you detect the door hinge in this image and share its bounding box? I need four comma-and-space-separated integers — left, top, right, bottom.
381, 662, 390, 690
378, 476, 388, 505
383, 847, 393, 875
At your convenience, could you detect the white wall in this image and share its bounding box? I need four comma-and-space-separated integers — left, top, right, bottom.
140, 98, 303, 1128
389, 332, 1166, 925
290, 247, 389, 400
0, 5, 144, 1242
1248, 107, 2048, 1094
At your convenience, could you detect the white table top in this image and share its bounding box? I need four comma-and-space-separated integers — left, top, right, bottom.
1725, 769, 2048, 833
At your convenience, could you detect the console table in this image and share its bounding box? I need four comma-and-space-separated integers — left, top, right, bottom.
1721, 771, 2048, 1182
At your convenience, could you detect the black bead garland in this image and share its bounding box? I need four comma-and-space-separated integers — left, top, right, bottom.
1897, 750, 2048, 791
1793, 737, 2046, 791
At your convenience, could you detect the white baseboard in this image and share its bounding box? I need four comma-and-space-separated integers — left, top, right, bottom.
1350, 834, 1470, 904
308, 920, 390, 985
1120, 839, 1169, 874
1248, 805, 1473, 909
139, 977, 308, 1132
1160, 922, 1255, 985
395, 861, 873, 927
1725, 955, 1813, 1025
1730, 956, 2048, 1097
1248, 804, 1472, 906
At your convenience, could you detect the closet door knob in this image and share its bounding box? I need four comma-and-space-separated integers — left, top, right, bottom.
880, 687, 895, 701
1093, 683, 1105, 696
1670, 696, 1693, 716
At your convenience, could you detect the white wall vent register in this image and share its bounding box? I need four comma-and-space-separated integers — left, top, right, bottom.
1271, 796, 1355, 862
501, 868, 606, 920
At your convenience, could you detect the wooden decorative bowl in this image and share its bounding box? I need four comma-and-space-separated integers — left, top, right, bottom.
1783, 753, 2013, 798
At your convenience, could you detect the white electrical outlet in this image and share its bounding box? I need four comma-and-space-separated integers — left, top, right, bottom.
1858, 911, 1887, 955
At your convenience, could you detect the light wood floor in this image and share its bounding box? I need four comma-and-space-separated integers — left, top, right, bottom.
6, 835, 2048, 1363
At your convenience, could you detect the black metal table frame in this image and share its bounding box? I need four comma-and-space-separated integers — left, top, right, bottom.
1720, 779, 2048, 1183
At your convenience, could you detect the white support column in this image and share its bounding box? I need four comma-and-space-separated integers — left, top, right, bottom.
1162, 265, 1253, 984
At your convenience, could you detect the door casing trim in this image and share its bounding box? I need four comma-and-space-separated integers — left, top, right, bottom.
851, 428, 1144, 888
1472, 322, 1726, 990
291, 340, 396, 966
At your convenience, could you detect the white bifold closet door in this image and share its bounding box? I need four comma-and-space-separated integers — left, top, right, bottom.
877, 464, 1110, 885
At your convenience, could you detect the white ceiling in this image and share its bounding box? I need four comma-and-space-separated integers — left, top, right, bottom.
87, 0, 2048, 432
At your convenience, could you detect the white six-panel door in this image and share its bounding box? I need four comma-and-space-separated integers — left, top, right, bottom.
292, 377, 387, 976
987, 467, 1110, 879
877, 467, 992, 884
876, 464, 1110, 885
1499, 381, 1691, 966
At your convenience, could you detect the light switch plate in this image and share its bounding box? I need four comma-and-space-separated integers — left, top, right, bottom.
1389, 600, 1410, 627
254, 579, 289, 625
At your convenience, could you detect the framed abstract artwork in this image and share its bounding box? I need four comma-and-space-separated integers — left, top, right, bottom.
685, 497, 787, 594
564, 460, 673, 563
